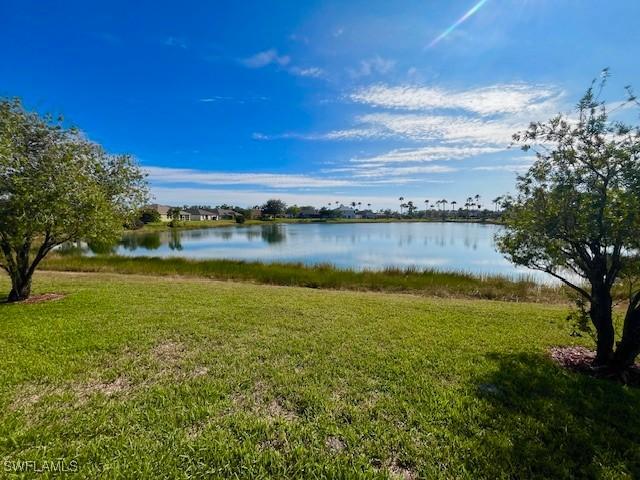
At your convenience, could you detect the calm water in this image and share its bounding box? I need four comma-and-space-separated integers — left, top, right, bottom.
92, 222, 549, 282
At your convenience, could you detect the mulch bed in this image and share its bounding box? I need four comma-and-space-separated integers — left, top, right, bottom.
19, 293, 66, 304
549, 346, 640, 387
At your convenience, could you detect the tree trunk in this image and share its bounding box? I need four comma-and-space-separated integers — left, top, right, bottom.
8, 273, 32, 302
612, 297, 640, 369
590, 287, 615, 366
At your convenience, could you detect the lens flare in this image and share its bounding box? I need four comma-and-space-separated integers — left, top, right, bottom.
427, 0, 490, 48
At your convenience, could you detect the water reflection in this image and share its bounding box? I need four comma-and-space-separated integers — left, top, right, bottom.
74, 222, 551, 282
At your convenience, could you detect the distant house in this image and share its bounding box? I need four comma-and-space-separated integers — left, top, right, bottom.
335, 205, 356, 219
210, 208, 238, 220
247, 208, 262, 219
178, 210, 191, 221
187, 208, 218, 221
298, 206, 319, 218
148, 204, 172, 222
358, 210, 377, 219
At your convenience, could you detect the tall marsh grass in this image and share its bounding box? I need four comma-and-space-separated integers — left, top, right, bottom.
41, 254, 564, 302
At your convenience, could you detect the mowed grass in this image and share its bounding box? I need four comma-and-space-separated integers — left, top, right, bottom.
41, 255, 562, 303
1, 272, 639, 479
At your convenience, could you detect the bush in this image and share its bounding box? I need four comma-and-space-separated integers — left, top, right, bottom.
235, 214, 246, 224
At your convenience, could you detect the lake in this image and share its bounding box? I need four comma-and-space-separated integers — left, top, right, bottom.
97, 222, 549, 282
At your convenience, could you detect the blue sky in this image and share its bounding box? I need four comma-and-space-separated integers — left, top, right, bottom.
2, 0, 639, 209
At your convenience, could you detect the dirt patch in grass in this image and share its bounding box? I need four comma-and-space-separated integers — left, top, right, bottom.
325, 436, 346, 453
10, 385, 55, 410
266, 398, 298, 421
7, 293, 66, 305
152, 341, 186, 364
549, 346, 640, 386
74, 376, 131, 403
387, 460, 417, 480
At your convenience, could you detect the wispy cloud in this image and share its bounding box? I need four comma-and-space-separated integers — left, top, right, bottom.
199, 96, 234, 102
347, 56, 396, 78
240, 49, 290, 68
164, 36, 188, 49
145, 166, 421, 189
350, 145, 504, 164
150, 186, 408, 209
472, 164, 533, 173
350, 83, 562, 116
289, 66, 324, 78
326, 164, 457, 178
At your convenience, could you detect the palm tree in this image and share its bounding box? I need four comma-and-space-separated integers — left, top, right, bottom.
451, 200, 457, 216
407, 200, 416, 215
465, 197, 474, 218
492, 196, 502, 212
398, 197, 404, 214
351, 201, 357, 208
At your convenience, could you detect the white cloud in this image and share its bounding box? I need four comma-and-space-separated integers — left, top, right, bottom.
348, 56, 396, 78
472, 164, 533, 173
164, 36, 188, 49
289, 66, 324, 78
199, 96, 234, 102
350, 83, 562, 116
350, 145, 504, 164
240, 49, 290, 68
338, 165, 457, 178
145, 166, 421, 189
312, 113, 518, 145
150, 186, 409, 210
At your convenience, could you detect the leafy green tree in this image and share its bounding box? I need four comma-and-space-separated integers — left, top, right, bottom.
261, 199, 286, 217
286, 205, 301, 217
497, 74, 640, 370
0, 98, 147, 301
138, 207, 161, 224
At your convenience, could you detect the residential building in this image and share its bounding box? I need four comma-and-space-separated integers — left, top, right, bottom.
335, 205, 356, 219
148, 204, 172, 222
298, 206, 319, 218
186, 208, 218, 221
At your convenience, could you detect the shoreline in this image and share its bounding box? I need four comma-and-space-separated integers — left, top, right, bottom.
133, 217, 504, 233
41, 254, 563, 303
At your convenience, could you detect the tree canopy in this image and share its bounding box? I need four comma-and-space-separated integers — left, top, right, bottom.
497, 72, 640, 369
261, 199, 286, 217
0, 98, 148, 301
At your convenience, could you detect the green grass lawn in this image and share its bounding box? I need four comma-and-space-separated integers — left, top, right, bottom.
1, 272, 639, 478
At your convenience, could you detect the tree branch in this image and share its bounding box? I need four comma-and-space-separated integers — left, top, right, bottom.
543, 267, 592, 300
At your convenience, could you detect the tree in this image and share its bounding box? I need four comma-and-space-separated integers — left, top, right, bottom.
496, 74, 640, 371
465, 197, 474, 217
398, 196, 404, 214
492, 196, 502, 213
167, 207, 182, 223
285, 205, 301, 217
261, 199, 286, 217
138, 207, 161, 224
0, 98, 147, 301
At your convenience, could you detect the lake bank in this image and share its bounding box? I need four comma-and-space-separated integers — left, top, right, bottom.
136, 217, 503, 232
42, 254, 563, 303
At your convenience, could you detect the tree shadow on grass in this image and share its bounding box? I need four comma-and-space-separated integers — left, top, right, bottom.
464, 352, 640, 478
